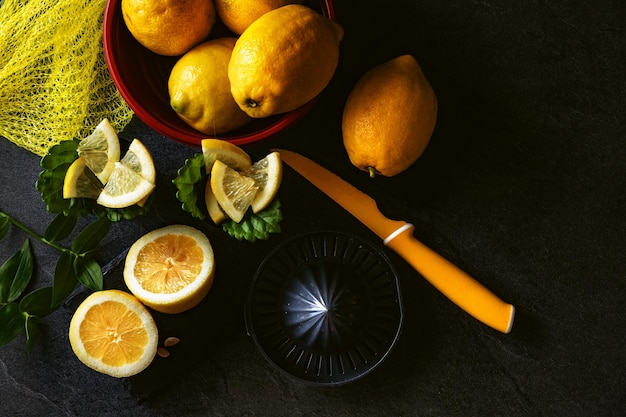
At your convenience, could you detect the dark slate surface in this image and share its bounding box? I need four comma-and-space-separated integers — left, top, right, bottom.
1, 1, 625, 416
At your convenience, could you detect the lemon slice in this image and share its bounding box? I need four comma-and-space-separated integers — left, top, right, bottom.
96, 162, 155, 208
211, 159, 258, 223
68, 289, 158, 378
124, 225, 215, 314
205, 178, 228, 224
247, 151, 283, 213
121, 139, 156, 183
201, 138, 252, 173
63, 158, 103, 199
77, 119, 121, 184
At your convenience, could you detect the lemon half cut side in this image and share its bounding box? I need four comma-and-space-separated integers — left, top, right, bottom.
124, 225, 215, 314
68, 289, 159, 378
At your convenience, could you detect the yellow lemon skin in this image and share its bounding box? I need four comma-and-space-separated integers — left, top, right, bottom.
214, 0, 304, 35
122, 0, 216, 56
228, 4, 344, 118
342, 55, 438, 177
168, 37, 251, 135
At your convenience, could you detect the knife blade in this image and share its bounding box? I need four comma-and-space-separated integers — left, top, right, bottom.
275, 149, 515, 334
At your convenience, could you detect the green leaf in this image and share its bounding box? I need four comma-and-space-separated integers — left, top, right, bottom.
73, 256, 103, 291
0, 239, 34, 303
24, 315, 42, 351
172, 153, 207, 220
0, 215, 9, 240
71, 217, 111, 254
0, 302, 25, 346
222, 199, 282, 242
45, 213, 77, 242
52, 251, 78, 307
19, 287, 58, 317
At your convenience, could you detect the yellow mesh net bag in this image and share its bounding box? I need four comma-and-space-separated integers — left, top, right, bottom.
0, 0, 134, 156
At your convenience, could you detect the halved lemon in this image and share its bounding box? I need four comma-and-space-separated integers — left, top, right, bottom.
97, 162, 155, 208
121, 139, 156, 206
77, 119, 121, 184
63, 158, 103, 199
123, 225, 215, 314
211, 160, 258, 223
121, 139, 156, 183
68, 289, 158, 378
201, 138, 252, 173
205, 178, 228, 224
246, 151, 283, 213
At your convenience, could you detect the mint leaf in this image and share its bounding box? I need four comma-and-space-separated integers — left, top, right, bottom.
223, 200, 283, 242
172, 153, 207, 220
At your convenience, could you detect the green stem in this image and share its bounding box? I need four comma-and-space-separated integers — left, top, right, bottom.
0, 210, 67, 253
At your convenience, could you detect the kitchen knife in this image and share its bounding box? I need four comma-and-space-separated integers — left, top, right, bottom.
275, 149, 515, 334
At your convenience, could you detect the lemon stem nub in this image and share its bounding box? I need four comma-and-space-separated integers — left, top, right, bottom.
368, 167, 376, 178
245, 98, 259, 108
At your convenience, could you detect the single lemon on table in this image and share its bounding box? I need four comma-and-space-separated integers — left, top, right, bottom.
214, 0, 304, 35
77, 118, 120, 184
68, 289, 159, 378
63, 158, 103, 200
246, 151, 282, 213
169, 38, 251, 135
228, 4, 344, 118
122, 0, 216, 56
201, 138, 252, 173
124, 225, 215, 314
97, 162, 155, 208
342, 55, 438, 177
211, 160, 258, 223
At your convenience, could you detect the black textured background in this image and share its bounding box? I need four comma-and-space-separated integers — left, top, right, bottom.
1, 0, 625, 416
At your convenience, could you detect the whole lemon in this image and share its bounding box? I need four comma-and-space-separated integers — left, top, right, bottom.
122, 0, 216, 56
342, 55, 438, 177
214, 0, 304, 35
228, 4, 344, 118
168, 37, 251, 135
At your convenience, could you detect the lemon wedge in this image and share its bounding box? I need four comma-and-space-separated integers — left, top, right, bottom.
97, 162, 155, 208
201, 138, 252, 173
121, 139, 156, 183
205, 178, 228, 224
247, 151, 282, 213
62, 158, 103, 200
77, 119, 121, 184
211, 159, 258, 223
121, 139, 156, 206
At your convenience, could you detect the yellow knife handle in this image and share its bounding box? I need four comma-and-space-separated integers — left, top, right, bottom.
384, 224, 515, 333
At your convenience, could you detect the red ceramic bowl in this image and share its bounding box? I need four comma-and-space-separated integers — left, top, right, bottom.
103, 0, 336, 148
